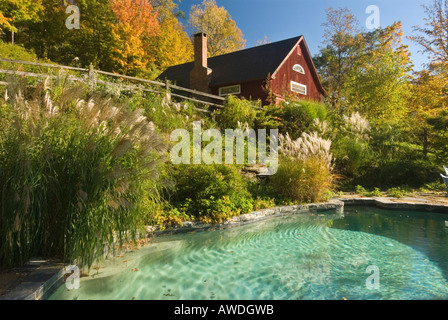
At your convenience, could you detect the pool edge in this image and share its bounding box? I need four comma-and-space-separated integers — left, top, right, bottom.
6, 197, 448, 300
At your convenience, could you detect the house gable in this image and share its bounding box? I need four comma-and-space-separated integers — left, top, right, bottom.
270, 37, 325, 102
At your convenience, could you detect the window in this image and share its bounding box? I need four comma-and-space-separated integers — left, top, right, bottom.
293, 64, 305, 74
290, 81, 307, 95
219, 84, 241, 96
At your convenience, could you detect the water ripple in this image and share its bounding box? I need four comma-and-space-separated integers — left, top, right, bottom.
48, 212, 448, 300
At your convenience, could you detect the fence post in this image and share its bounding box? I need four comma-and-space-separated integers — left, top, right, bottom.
165, 78, 170, 94
88, 63, 94, 91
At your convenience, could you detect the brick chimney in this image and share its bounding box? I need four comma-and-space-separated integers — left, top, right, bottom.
189, 32, 212, 93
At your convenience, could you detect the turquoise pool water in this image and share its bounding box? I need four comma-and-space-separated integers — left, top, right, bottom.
48, 206, 448, 300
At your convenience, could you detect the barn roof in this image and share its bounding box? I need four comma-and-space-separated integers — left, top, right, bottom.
158, 36, 303, 88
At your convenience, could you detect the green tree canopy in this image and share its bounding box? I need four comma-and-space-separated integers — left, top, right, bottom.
315, 8, 413, 123
0, 0, 43, 33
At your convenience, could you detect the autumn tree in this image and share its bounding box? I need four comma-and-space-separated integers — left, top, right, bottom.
408, 0, 448, 157
149, 0, 193, 72
110, 0, 160, 76
409, 69, 448, 155
410, 0, 448, 70
188, 0, 245, 57
314, 7, 363, 110
0, 0, 44, 43
315, 8, 413, 122
343, 22, 413, 121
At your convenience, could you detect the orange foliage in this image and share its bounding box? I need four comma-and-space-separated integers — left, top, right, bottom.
110, 0, 160, 76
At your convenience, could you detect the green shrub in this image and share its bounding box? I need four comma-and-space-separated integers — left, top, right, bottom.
369, 187, 383, 197
354, 185, 382, 197
0, 41, 43, 65
213, 95, 258, 129
0, 41, 63, 88
387, 187, 409, 198
355, 185, 369, 196
253, 197, 276, 210
356, 156, 439, 189
167, 163, 253, 223
331, 112, 371, 184
351, 120, 439, 189
421, 181, 446, 192
265, 99, 329, 139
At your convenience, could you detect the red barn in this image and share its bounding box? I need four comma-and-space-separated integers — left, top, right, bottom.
158, 33, 325, 106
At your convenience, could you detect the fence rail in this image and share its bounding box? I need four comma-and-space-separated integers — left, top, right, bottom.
0, 57, 225, 111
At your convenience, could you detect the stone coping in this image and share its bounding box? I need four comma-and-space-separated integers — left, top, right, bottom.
0, 259, 64, 300
149, 200, 344, 237
340, 196, 448, 213
2, 196, 448, 300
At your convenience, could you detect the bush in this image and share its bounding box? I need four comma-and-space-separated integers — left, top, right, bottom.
142, 91, 196, 134
0, 41, 61, 87
354, 185, 383, 197
355, 185, 369, 196
0, 41, 43, 65
253, 197, 276, 210
269, 157, 333, 203
331, 112, 371, 184
269, 132, 334, 203
387, 187, 409, 198
0, 80, 166, 268
421, 181, 446, 192
213, 95, 258, 129
356, 155, 439, 189
167, 163, 253, 223
265, 99, 329, 139
369, 187, 383, 197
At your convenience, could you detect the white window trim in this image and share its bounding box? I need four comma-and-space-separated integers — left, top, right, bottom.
219, 84, 241, 96
290, 81, 307, 95
293, 64, 305, 74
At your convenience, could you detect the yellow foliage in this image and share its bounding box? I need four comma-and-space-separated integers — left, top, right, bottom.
150, 9, 193, 70
188, 0, 245, 57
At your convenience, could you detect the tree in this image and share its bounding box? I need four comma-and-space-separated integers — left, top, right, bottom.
409, 69, 448, 155
0, 0, 44, 43
188, 0, 245, 57
410, 0, 448, 70
315, 8, 412, 122
18, 0, 117, 70
343, 22, 413, 121
149, 0, 193, 72
314, 7, 363, 110
110, 0, 160, 76
409, 0, 448, 156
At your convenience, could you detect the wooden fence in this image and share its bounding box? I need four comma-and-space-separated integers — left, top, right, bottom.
0, 57, 226, 113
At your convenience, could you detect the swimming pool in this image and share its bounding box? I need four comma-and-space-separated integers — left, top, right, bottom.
48, 206, 448, 300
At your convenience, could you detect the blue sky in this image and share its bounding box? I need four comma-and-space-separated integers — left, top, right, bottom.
177, 0, 434, 71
